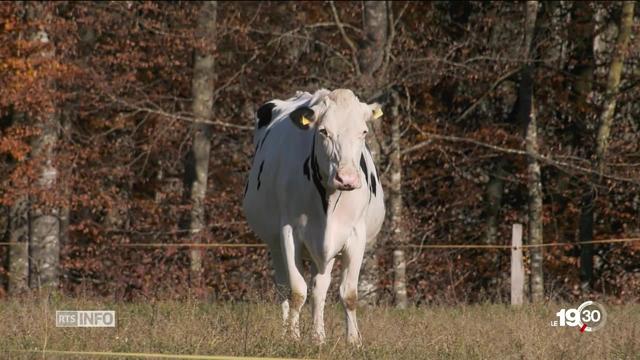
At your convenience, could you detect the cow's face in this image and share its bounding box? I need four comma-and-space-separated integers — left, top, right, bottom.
291, 89, 383, 191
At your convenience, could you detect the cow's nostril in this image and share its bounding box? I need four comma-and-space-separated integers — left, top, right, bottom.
335, 171, 360, 189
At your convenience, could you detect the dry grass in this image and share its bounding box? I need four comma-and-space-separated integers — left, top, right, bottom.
0, 293, 638, 359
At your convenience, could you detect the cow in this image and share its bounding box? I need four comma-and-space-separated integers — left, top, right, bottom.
242, 88, 385, 345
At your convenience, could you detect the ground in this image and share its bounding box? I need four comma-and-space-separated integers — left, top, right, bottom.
1, 294, 638, 359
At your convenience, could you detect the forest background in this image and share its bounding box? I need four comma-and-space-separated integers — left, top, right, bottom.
0, 1, 638, 305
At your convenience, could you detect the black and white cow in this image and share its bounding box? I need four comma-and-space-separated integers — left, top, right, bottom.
243, 89, 385, 345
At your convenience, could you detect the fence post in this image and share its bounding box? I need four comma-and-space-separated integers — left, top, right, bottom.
511, 223, 524, 305
393, 249, 408, 309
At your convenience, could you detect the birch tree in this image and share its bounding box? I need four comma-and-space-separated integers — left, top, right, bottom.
26, 2, 60, 290
578, 1, 635, 292
187, 1, 217, 287
516, 0, 543, 302
8, 111, 29, 293
354, 0, 388, 305
388, 89, 407, 308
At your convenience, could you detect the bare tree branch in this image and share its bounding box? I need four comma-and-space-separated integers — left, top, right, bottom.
403, 130, 640, 185
109, 96, 253, 131
330, 1, 361, 75
455, 68, 520, 123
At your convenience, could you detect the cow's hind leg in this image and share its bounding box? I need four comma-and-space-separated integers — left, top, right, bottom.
281, 224, 307, 339
339, 225, 366, 346
270, 243, 290, 332
311, 258, 335, 344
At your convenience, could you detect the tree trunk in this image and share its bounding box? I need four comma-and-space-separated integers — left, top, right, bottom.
525, 93, 544, 303
357, 0, 388, 306
188, 1, 217, 288
484, 160, 507, 245
592, 0, 634, 204
27, 2, 60, 290
549, 1, 570, 69
9, 195, 29, 294
360, 1, 388, 163
483, 159, 507, 299
564, 1, 595, 293
7, 108, 29, 294
388, 90, 406, 308
517, 1, 544, 303
359, 1, 388, 90
29, 118, 60, 289
578, 1, 634, 292
569, 1, 595, 112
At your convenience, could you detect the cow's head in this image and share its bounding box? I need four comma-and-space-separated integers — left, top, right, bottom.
291, 89, 383, 191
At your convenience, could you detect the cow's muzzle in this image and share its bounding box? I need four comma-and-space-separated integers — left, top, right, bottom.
334, 168, 361, 191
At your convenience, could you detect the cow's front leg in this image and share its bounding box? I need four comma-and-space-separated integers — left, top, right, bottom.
311, 258, 335, 344
339, 225, 366, 346
281, 224, 307, 339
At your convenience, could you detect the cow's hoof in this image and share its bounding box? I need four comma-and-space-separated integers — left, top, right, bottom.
347, 335, 362, 348
312, 333, 326, 345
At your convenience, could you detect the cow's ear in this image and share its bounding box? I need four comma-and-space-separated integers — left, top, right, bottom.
368, 103, 383, 121
257, 102, 276, 129
290, 106, 316, 130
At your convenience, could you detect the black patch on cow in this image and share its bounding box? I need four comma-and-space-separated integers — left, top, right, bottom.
303, 156, 311, 181
311, 157, 328, 213
290, 106, 315, 130
310, 134, 328, 213
370, 173, 377, 196
257, 102, 276, 129
257, 160, 265, 190
259, 128, 271, 150
359, 153, 369, 186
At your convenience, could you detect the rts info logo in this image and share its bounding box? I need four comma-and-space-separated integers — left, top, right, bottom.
550, 301, 607, 333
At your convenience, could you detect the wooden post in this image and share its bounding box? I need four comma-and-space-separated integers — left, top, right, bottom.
511, 224, 525, 305
393, 249, 408, 309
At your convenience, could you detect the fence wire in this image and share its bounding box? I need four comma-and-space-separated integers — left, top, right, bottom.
1, 237, 639, 249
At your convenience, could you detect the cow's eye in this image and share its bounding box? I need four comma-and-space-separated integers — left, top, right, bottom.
318, 128, 328, 137
362, 129, 368, 136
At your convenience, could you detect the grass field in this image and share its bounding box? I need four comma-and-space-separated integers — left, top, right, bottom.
1, 293, 638, 359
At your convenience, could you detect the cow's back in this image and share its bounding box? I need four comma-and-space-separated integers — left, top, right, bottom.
243, 92, 321, 245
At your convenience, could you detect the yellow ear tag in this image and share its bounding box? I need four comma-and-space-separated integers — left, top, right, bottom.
301, 115, 312, 126
372, 108, 383, 119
